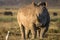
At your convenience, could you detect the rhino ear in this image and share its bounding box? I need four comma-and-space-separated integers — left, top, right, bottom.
37, 2, 41, 6
34, 3, 37, 6
34, 3, 39, 7
39, 2, 47, 6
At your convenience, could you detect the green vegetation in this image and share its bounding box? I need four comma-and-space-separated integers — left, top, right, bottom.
0, 16, 17, 22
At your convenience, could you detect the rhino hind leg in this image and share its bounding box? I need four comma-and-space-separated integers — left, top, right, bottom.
31, 29, 35, 39
25, 28, 29, 39
19, 24, 25, 39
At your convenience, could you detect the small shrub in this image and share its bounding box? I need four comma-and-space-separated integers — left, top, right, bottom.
53, 12, 58, 16
4, 11, 13, 16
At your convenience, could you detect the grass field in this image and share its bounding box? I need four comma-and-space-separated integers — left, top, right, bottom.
0, 9, 60, 40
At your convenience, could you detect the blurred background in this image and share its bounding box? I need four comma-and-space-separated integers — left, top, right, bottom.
0, 0, 60, 40
0, 0, 60, 8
